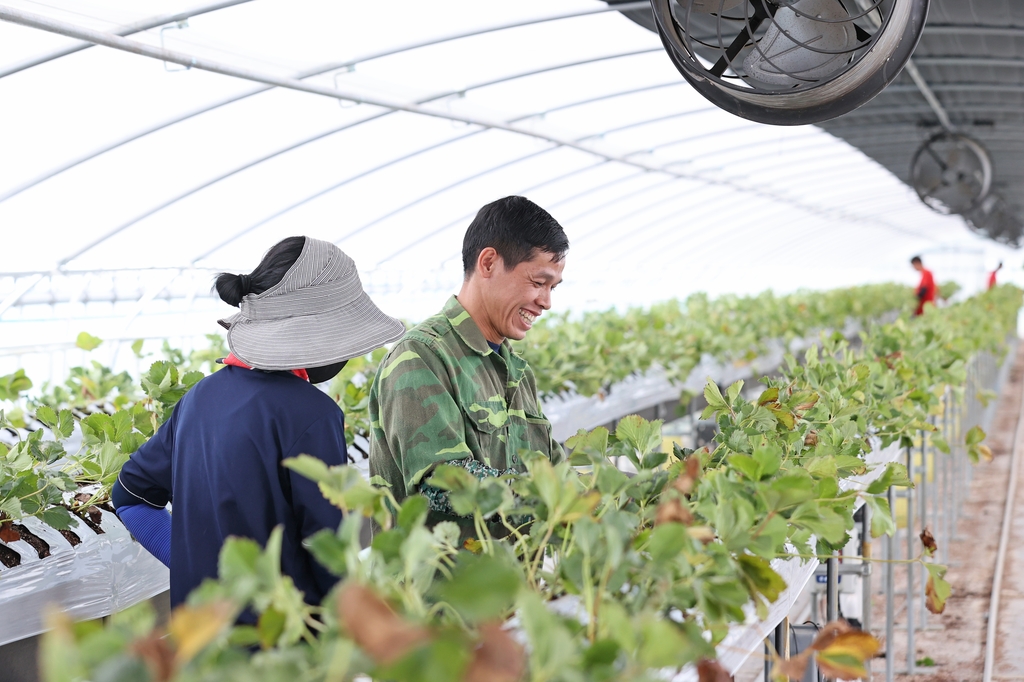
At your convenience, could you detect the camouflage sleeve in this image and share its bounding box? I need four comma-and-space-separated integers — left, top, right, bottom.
370, 336, 473, 502
419, 457, 517, 516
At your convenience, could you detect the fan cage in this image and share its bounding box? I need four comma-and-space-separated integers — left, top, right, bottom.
657, 0, 894, 95
910, 132, 993, 217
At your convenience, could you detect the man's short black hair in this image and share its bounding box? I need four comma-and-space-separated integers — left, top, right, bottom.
462, 196, 569, 277
910, 255, 923, 265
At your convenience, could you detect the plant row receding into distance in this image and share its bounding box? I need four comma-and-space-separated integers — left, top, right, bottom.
0, 281, 1013, 682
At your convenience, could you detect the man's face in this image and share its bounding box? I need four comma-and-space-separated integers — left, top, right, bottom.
482, 249, 565, 342
912, 261, 923, 272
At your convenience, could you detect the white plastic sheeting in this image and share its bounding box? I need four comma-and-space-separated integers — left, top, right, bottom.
0, 509, 168, 647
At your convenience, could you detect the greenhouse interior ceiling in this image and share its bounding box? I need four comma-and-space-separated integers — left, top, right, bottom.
2, 0, 1023, 380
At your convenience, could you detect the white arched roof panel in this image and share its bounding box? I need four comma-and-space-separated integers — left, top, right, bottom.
2, 0, 1020, 383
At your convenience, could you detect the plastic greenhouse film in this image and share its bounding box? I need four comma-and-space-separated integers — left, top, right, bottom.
0, 508, 169, 646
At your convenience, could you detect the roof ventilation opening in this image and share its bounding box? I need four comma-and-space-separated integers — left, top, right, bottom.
650, 0, 930, 125
910, 132, 993, 216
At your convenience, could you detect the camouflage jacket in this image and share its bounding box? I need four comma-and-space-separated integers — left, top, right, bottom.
369, 296, 564, 519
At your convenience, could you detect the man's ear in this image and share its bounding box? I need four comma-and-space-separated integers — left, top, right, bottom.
476, 247, 501, 279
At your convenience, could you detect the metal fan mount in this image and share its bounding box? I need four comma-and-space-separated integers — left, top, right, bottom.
910, 132, 993, 216
651, 0, 930, 125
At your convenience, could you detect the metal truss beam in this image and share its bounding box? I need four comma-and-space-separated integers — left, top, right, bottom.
0, 0, 253, 80
0, 2, 648, 204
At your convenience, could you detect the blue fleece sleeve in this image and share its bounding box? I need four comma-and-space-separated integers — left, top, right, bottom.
117, 400, 179, 509
116, 503, 172, 568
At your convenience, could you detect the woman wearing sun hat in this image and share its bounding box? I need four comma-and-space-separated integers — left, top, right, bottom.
111, 236, 404, 614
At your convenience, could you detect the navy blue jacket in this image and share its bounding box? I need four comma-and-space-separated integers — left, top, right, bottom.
114, 366, 346, 610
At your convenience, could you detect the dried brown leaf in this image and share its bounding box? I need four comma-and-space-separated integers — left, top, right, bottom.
686, 454, 702, 481
919, 528, 937, 556
337, 583, 430, 665
655, 498, 693, 526
809, 620, 854, 651
672, 475, 695, 496
463, 623, 525, 682
794, 396, 819, 413
0, 521, 21, 544
132, 631, 177, 682
773, 651, 810, 681
697, 658, 732, 682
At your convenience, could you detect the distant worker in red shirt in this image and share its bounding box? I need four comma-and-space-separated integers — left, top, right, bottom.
911, 255, 936, 316
988, 262, 1003, 290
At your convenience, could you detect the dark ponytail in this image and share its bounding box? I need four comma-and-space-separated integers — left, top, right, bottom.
215, 236, 306, 307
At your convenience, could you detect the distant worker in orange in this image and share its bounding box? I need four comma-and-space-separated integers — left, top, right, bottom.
988, 262, 1003, 290
911, 255, 936, 316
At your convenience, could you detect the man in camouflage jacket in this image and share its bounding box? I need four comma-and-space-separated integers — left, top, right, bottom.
369, 196, 568, 533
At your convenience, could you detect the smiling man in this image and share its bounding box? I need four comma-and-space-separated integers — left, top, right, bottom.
369, 196, 567, 530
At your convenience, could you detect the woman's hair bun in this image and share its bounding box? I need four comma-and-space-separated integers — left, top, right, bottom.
212, 236, 305, 308
214, 272, 249, 307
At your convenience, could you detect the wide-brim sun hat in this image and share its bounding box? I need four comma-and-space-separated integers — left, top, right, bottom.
218, 237, 405, 370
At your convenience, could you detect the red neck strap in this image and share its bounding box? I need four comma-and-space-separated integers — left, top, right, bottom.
223, 353, 309, 381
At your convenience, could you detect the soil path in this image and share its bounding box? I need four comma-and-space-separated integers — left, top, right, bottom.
869, 342, 1024, 681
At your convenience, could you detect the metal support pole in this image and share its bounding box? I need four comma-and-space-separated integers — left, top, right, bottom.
827, 553, 839, 622
886, 485, 896, 682
920, 428, 929, 629
941, 393, 950, 565
905, 446, 916, 673
862, 502, 872, 634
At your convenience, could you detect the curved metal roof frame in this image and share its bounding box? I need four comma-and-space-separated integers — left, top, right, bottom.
0, 0, 1014, 360
0, 3, 950, 269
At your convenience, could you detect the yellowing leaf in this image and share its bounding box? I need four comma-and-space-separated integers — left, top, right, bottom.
562, 491, 601, 522
168, 601, 233, 664
977, 444, 993, 462
814, 630, 880, 680
924, 563, 951, 614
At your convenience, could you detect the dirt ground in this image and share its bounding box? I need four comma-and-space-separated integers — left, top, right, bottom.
867, 342, 1024, 682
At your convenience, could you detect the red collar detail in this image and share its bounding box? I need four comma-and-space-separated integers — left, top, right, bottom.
223, 353, 309, 381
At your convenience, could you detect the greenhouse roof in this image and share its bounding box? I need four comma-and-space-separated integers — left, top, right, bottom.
1, 0, 1020, 370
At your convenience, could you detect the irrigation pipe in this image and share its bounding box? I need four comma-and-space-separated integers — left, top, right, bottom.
982, 353, 1024, 682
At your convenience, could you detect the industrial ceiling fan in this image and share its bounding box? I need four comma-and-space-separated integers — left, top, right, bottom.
649, 0, 929, 125
909, 132, 993, 216
965, 195, 1023, 248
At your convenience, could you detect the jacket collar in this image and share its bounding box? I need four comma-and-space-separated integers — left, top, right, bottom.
443, 296, 528, 384
444, 295, 493, 356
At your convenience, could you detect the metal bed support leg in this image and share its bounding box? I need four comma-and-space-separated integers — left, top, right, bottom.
827, 553, 839, 623
905, 445, 916, 674
886, 484, 896, 682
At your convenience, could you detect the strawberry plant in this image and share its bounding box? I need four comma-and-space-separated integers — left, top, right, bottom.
30, 284, 1020, 682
